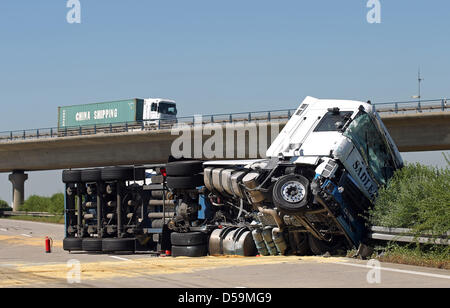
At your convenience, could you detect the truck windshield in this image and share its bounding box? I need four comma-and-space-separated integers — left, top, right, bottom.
158, 103, 177, 116
344, 113, 395, 185
314, 111, 353, 132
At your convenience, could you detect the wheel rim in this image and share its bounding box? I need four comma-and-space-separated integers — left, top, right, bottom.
281, 181, 306, 203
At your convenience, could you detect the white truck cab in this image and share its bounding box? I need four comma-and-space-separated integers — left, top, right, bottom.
267, 96, 403, 201
143, 98, 177, 125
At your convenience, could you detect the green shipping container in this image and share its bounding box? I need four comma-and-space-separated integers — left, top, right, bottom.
58, 99, 144, 129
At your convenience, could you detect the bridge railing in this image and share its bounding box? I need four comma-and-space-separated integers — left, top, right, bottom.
0, 109, 297, 142
0, 99, 448, 143
374, 98, 448, 114
174, 108, 296, 126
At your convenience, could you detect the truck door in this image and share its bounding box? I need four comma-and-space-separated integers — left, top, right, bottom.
150, 102, 159, 120
143, 100, 152, 121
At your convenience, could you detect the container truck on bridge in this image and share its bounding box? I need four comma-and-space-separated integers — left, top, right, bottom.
58, 98, 177, 134
62, 96, 403, 258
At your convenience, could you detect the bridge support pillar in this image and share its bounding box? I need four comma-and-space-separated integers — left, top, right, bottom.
8, 171, 28, 211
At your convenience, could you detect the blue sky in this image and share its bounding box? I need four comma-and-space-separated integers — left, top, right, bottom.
0, 0, 449, 201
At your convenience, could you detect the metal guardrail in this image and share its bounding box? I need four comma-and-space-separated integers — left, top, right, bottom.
1, 211, 57, 218
370, 226, 449, 246
0, 98, 448, 143
0, 208, 12, 217
373, 98, 449, 114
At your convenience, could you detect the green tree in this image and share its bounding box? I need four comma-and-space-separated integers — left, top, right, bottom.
49, 193, 64, 214
0, 199, 10, 209
20, 195, 53, 213
19, 193, 64, 214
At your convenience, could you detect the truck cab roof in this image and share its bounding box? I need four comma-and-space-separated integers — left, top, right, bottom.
144, 98, 176, 104
266, 96, 378, 158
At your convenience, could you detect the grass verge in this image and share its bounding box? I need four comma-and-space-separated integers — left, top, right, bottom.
377, 243, 450, 270
366, 161, 449, 269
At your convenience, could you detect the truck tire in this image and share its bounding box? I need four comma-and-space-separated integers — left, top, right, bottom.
102, 238, 136, 252
273, 174, 310, 213
101, 167, 135, 182
82, 238, 103, 252
166, 175, 204, 189
81, 169, 102, 183
172, 245, 208, 257
166, 161, 203, 176
63, 237, 83, 251
171, 232, 207, 246
62, 170, 82, 184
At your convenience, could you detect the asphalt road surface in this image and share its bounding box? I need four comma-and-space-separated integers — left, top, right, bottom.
0, 219, 449, 288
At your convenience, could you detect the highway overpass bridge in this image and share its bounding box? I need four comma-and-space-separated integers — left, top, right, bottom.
0, 99, 449, 210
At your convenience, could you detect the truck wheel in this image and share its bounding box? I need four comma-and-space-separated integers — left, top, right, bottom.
273, 174, 309, 213
63, 237, 83, 251
101, 167, 135, 182
172, 245, 208, 257
167, 175, 204, 189
171, 232, 207, 246
166, 161, 203, 176
102, 238, 136, 252
62, 170, 82, 184
81, 169, 102, 183
82, 238, 103, 252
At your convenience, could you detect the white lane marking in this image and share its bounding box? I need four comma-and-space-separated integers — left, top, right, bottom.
109, 256, 132, 262
336, 261, 450, 280
0, 228, 8, 232
21, 234, 32, 238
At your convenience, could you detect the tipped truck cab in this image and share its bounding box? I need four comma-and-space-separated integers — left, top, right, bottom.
167, 96, 403, 257
267, 96, 403, 201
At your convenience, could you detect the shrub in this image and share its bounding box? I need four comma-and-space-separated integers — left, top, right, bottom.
369, 163, 450, 237
49, 193, 64, 214
20, 193, 64, 214
0, 199, 10, 209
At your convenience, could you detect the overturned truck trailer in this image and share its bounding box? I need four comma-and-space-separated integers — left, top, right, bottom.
62, 96, 403, 257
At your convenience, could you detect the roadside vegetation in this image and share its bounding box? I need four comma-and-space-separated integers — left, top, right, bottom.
19, 193, 64, 215
378, 243, 449, 270
368, 156, 450, 269
0, 199, 10, 209
0, 193, 64, 224
369, 162, 449, 235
